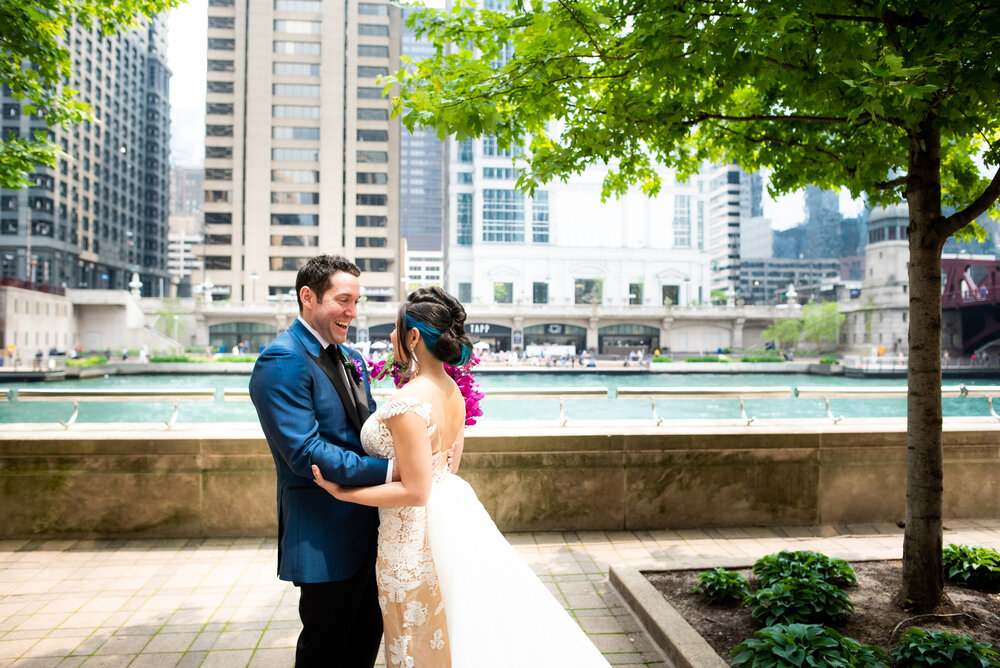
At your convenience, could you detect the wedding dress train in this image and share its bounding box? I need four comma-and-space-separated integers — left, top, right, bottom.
361, 396, 610, 667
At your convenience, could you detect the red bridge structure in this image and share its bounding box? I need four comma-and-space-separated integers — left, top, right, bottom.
941, 257, 1000, 353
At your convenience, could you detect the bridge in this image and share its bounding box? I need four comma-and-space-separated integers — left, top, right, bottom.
941, 256, 1000, 353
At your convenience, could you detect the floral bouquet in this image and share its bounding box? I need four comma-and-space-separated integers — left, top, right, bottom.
358, 352, 485, 426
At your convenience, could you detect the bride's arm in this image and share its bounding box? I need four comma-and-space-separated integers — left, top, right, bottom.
312, 410, 433, 507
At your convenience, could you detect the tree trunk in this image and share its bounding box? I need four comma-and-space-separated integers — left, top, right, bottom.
900, 118, 946, 612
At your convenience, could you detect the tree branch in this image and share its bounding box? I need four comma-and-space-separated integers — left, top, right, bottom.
874, 176, 908, 190
943, 165, 1000, 234
715, 125, 843, 163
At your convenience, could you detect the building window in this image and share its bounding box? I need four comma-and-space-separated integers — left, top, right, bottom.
662, 285, 679, 305
273, 40, 321, 55
357, 215, 387, 227
206, 124, 233, 137
204, 234, 232, 245
271, 235, 319, 246
274, 19, 321, 34
575, 278, 603, 305
272, 147, 319, 161
482, 135, 520, 157
273, 126, 320, 140
629, 283, 643, 305
357, 194, 387, 206
357, 86, 383, 99
456, 193, 472, 246
358, 107, 389, 121
274, 0, 321, 11
357, 129, 388, 142
207, 59, 234, 72
205, 146, 232, 159
493, 282, 513, 304
357, 172, 387, 184
271, 213, 319, 226
207, 81, 234, 93
356, 236, 387, 247
531, 190, 548, 243
673, 194, 691, 247
207, 38, 234, 50
271, 169, 320, 183
358, 44, 389, 58
204, 255, 232, 270
205, 212, 232, 225
482, 166, 516, 180
356, 258, 388, 272
273, 104, 320, 119
274, 62, 320, 76
358, 2, 389, 15
358, 65, 388, 78
358, 24, 389, 37
357, 150, 388, 163
208, 16, 235, 28
458, 282, 472, 302
204, 190, 232, 202
457, 139, 473, 163
457, 172, 473, 184
532, 282, 548, 304
271, 191, 319, 204
482, 189, 524, 243
205, 168, 232, 180
270, 256, 308, 271
273, 83, 321, 98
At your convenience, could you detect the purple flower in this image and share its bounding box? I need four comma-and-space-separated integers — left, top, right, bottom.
363, 350, 484, 425
350, 358, 365, 382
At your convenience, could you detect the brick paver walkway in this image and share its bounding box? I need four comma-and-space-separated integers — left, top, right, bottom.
2, 520, 998, 667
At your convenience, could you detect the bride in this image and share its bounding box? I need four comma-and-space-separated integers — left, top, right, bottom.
311, 287, 610, 667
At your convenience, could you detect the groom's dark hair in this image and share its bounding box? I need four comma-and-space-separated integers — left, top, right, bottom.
296, 254, 361, 311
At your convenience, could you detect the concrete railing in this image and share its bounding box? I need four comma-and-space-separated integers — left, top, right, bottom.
1, 418, 999, 539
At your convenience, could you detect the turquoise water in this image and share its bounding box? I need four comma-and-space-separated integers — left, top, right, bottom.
0, 372, 996, 423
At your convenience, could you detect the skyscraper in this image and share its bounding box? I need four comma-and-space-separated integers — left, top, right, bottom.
0, 17, 172, 294
201, 0, 403, 303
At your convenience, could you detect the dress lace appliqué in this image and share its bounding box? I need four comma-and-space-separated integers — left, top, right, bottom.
361, 395, 450, 667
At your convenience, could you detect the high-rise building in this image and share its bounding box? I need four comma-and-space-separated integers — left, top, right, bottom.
399, 7, 445, 255
707, 164, 762, 296
802, 186, 842, 259
0, 17, 172, 294
201, 0, 403, 303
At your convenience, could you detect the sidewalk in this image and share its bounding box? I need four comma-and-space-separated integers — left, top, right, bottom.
2, 520, 998, 667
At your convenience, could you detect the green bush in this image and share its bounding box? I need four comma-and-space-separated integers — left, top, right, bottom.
149, 355, 204, 363
754, 550, 857, 588
819, 356, 839, 365
746, 575, 854, 626
685, 356, 727, 362
66, 356, 107, 367
943, 544, 1000, 591
732, 623, 889, 667
891, 628, 999, 667
691, 568, 750, 603
740, 356, 785, 363
217, 355, 257, 362
651, 356, 673, 363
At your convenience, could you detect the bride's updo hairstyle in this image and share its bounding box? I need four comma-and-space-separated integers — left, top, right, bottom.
396, 287, 473, 367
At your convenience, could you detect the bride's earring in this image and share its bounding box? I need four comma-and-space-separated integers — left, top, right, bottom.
408, 343, 419, 377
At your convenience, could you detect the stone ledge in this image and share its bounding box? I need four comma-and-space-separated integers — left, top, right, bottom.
610, 564, 729, 668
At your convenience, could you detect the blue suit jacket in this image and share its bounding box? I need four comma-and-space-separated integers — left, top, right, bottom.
249, 319, 387, 583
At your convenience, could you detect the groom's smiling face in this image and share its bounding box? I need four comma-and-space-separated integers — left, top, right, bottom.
305, 270, 361, 345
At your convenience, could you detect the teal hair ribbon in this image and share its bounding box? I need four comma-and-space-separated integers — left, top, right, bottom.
405, 314, 441, 352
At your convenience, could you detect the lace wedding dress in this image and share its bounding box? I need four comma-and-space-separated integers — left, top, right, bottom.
361, 396, 611, 668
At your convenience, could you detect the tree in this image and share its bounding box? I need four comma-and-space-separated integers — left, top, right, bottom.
800, 302, 846, 351
390, 0, 1000, 612
0, 0, 182, 188
762, 318, 801, 351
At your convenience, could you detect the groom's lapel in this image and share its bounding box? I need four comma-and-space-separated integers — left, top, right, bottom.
293, 322, 363, 433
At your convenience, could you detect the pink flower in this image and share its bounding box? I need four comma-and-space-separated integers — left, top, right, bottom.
364, 351, 484, 425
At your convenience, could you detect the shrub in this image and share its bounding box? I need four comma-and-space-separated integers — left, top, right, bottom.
746, 575, 855, 626
731, 623, 889, 667
740, 356, 785, 363
651, 356, 673, 363
891, 628, 1000, 667
149, 355, 204, 363
685, 356, 727, 362
754, 550, 857, 588
66, 356, 107, 367
218, 355, 257, 362
819, 356, 839, 365
691, 568, 750, 603
943, 544, 1000, 591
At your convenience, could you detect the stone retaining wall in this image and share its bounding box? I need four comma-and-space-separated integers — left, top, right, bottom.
2, 420, 998, 538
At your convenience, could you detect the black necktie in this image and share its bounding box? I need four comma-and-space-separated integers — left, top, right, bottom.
327, 345, 369, 421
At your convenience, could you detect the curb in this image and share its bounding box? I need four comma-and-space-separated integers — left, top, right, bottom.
609, 564, 729, 668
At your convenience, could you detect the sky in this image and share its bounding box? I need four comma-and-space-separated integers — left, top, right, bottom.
164, 0, 865, 230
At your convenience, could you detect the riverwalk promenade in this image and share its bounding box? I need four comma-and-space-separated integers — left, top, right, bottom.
2, 520, 999, 667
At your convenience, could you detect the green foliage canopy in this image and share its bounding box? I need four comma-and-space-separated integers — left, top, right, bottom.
0, 0, 182, 188
800, 301, 847, 349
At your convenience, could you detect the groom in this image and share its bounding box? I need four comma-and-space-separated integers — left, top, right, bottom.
250, 254, 390, 667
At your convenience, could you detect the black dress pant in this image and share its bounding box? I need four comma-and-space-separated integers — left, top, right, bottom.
294, 546, 382, 668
